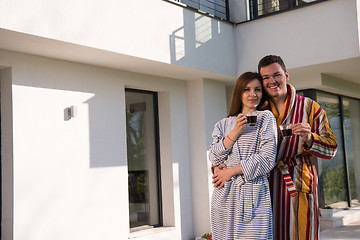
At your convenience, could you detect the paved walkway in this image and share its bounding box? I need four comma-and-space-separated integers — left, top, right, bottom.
321, 219, 360, 240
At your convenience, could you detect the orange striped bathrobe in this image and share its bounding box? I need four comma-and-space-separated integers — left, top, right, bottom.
269, 84, 338, 240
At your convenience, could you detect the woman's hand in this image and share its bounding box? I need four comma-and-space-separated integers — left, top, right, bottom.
223, 114, 248, 149
233, 114, 248, 135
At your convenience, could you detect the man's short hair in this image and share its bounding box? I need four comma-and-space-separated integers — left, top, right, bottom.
258, 55, 287, 73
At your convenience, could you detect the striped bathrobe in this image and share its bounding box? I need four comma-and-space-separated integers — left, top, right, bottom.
209, 110, 277, 240
269, 84, 338, 240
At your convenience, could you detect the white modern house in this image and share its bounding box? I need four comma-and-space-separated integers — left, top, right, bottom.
1, 0, 360, 239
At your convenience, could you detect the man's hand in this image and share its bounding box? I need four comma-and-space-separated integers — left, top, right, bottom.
213, 163, 227, 174
292, 123, 313, 147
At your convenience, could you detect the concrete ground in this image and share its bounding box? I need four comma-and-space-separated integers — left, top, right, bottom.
320, 201, 360, 240
321, 219, 360, 240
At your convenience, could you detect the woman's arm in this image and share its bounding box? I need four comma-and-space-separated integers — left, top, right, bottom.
211, 113, 277, 188
222, 114, 248, 149
209, 115, 248, 166
238, 112, 278, 182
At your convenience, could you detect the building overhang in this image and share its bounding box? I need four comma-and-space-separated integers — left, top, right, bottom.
290, 58, 360, 99
0, 28, 235, 83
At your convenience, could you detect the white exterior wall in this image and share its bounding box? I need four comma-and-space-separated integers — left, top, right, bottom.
0, 0, 236, 77
0, 49, 198, 240
185, 78, 228, 237
2, 1, 360, 239
234, 0, 360, 74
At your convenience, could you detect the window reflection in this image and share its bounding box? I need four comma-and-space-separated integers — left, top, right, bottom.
256, 0, 323, 17
343, 98, 360, 205
258, 0, 288, 16
125, 90, 161, 229
317, 93, 348, 208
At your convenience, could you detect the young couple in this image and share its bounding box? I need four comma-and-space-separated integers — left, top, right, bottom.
209, 55, 338, 240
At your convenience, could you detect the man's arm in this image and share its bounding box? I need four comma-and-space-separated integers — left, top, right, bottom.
303, 101, 338, 159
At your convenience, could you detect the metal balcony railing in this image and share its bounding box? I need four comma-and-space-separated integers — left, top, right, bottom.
170, 0, 230, 21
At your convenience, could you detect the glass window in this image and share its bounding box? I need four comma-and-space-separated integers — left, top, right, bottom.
257, 0, 289, 16
343, 98, 360, 205
125, 89, 161, 230
317, 93, 348, 208
253, 0, 325, 19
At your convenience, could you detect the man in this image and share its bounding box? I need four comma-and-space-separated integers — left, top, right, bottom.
258, 55, 338, 240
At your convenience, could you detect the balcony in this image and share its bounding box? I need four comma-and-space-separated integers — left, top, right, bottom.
167, 0, 230, 21
166, 0, 327, 23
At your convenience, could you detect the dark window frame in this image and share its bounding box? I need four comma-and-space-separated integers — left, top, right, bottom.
164, 0, 328, 24
0, 84, 2, 237
248, 0, 328, 22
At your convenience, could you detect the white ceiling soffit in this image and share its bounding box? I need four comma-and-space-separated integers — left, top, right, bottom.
0, 28, 235, 83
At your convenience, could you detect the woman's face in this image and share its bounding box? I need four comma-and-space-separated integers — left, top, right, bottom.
241, 78, 263, 113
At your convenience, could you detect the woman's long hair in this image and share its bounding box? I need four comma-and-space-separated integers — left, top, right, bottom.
227, 72, 268, 117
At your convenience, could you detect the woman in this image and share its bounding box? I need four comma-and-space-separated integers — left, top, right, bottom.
209, 72, 277, 240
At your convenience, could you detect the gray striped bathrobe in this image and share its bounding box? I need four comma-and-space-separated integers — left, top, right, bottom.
209, 110, 277, 240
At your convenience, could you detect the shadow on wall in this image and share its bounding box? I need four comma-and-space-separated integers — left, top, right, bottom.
169, 9, 235, 74
10, 58, 126, 169
85, 91, 126, 168
1, 68, 127, 239
61, 89, 126, 169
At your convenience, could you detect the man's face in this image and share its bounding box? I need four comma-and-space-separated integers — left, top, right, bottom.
259, 63, 289, 99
